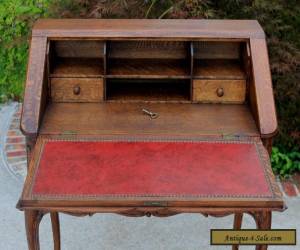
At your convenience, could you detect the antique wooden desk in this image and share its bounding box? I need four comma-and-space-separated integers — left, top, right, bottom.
17, 19, 285, 250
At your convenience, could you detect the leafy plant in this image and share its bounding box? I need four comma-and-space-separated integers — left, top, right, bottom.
212, 0, 300, 152
0, 0, 49, 102
144, 0, 214, 19
271, 147, 300, 178
0, 0, 299, 176
144, 0, 176, 19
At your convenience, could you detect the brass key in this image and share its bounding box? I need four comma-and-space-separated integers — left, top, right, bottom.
142, 109, 159, 119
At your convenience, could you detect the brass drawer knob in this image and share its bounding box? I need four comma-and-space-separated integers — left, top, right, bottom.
73, 85, 81, 95
216, 87, 224, 97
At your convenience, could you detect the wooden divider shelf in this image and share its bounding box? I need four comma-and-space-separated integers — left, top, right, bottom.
47, 39, 249, 103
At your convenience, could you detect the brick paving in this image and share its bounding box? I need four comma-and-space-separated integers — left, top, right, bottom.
2, 103, 300, 197
3, 104, 27, 179
293, 173, 300, 191
281, 180, 298, 197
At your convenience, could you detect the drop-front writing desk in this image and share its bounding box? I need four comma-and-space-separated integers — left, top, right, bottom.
17, 19, 285, 250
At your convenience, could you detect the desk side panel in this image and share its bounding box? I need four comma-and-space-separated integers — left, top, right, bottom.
249, 38, 277, 137
21, 36, 48, 136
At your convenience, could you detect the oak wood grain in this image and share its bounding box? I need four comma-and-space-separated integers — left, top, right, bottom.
50, 212, 60, 250
40, 102, 258, 137
193, 79, 246, 104
194, 41, 241, 59
51, 78, 103, 102
107, 59, 190, 79
249, 38, 278, 137
21, 36, 48, 136
194, 59, 246, 80
108, 41, 188, 59
53, 40, 105, 58
32, 19, 265, 39
50, 58, 104, 77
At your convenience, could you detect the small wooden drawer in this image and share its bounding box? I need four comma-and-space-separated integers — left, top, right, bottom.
51, 78, 103, 102
193, 79, 246, 104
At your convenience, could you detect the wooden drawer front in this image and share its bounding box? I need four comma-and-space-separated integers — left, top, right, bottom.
51, 78, 103, 102
193, 79, 246, 104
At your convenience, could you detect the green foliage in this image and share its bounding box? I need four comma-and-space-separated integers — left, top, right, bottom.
271, 147, 300, 178
0, 0, 299, 175
144, 0, 215, 19
0, 0, 49, 102
46, 0, 86, 18
211, 0, 300, 152
143, 0, 300, 153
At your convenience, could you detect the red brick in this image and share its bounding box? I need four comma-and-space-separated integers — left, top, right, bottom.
6, 137, 25, 143
10, 121, 20, 128
9, 123, 20, 130
10, 119, 18, 123
8, 157, 27, 164
281, 180, 298, 197
292, 172, 300, 183
6, 150, 27, 157
7, 130, 20, 136
5, 144, 25, 151
292, 173, 300, 192
14, 110, 21, 116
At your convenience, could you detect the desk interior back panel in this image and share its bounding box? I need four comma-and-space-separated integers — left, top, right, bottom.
108, 41, 189, 59
49, 40, 105, 78
106, 79, 191, 102
53, 40, 105, 58
193, 41, 241, 59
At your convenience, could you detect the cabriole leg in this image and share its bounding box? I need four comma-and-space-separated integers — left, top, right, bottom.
25, 210, 43, 250
232, 213, 243, 250
254, 211, 272, 250
50, 212, 61, 250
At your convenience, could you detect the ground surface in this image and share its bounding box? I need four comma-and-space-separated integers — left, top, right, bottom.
0, 102, 299, 250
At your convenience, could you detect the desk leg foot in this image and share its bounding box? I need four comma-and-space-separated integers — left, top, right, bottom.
50, 212, 61, 250
232, 213, 243, 250
25, 210, 43, 250
254, 211, 272, 250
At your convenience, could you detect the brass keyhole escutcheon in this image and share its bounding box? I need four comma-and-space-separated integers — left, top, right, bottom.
216, 87, 224, 97
73, 85, 81, 95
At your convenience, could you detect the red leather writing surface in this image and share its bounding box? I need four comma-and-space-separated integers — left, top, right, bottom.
31, 140, 272, 198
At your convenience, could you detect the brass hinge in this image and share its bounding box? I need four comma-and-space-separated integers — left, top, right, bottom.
222, 133, 249, 140
46, 41, 50, 55
61, 130, 77, 136
143, 201, 168, 207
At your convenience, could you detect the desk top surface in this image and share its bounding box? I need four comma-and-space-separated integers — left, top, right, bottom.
40, 103, 259, 137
